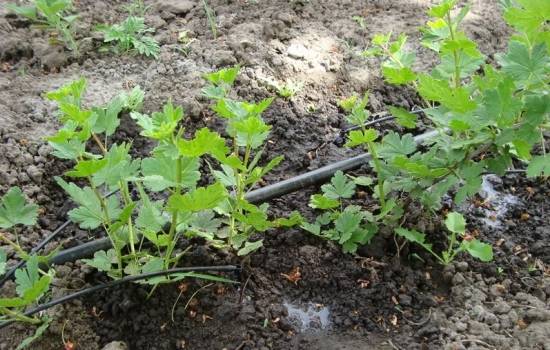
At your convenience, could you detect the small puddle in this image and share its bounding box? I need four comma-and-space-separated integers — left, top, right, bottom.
283, 301, 331, 332
476, 175, 520, 228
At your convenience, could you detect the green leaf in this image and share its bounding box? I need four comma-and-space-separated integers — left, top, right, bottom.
15, 317, 51, 350
335, 210, 362, 244
56, 177, 121, 229
462, 239, 493, 262
301, 222, 321, 235
381, 66, 417, 85
82, 249, 117, 273
378, 132, 417, 159
497, 42, 549, 85
0, 187, 38, 229
168, 182, 227, 212
92, 95, 124, 136
65, 159, 107, 178
233, 116, 271, 149
444, 212, 466, 234
237, 240, 263, 256
345, 129, 378, 148
389, 106, 418, 129
274, 211, 303, 227
6, 4, 38, 20
351, 176, 373, 186
141, 154, 200, 191
309, 194, 340, 210
178, 128, 228, 159
395, 228, 433, 251
417, 74, 476, 113
321, 171, 356, 200
14, 255, 40, 297
527, 155, 550, 177
503, 0, 550, 33
93, 143, 141, 188
428, 0, 456, 18
130, 101, 183, 140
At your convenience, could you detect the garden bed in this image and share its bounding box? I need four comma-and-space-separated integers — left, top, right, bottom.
1, 0, 549, 349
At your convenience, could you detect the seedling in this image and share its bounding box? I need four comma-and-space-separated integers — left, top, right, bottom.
177, 30, 197, 57
0, 187, 55, 348
202, 0, 217, 39
7, 0, 79, 55
307, 0, 548, 261
395, 212, 492, 265
201, 66, 302, 255
275, 81, 302, 100
98, 16, 160, 58
123, 0, 150, 17
352, 16, 366, 30
301, 171, 378, 254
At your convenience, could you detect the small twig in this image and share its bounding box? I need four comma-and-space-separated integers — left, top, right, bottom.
459, 338, 495, 349
239, 274, 252, 304
183, 283, 213, 313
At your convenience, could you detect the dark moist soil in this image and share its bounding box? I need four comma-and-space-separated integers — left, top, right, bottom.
2, 0, 549, 350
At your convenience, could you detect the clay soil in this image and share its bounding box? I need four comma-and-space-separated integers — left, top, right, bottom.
0, 0, 549, 349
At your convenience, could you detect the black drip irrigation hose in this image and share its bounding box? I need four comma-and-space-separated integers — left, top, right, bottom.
0, 265, 239, 330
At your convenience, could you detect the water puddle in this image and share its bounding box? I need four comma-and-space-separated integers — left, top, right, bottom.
476, 175, 520, 228
283, 301, 331, 332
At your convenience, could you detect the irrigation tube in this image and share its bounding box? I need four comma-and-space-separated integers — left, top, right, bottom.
0, 265, 239, 330
46, 128, 440, 266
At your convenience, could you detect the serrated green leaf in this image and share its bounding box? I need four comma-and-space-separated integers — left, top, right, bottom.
445, 212, 466, 233
178, 128, 228, 159
527, 155, 550, 177
82, 249, 117, 273
382, 66, 417, 85
237, 240, 263, 256
141, 154, 200, 191
65, 159, 107, 178
321, 171, 356, 200
503, 0, 550, 33
335, 210, 362, 244
497, 42, 549, 85
378, 132, 417, 159
168, 182, 227, 212
14, 255, 40, 297
417, 74, 476, 113
0, 187, 38, 229
93, 143, 140, 188
345, 129, 378, 148
92, 95, 124, 136
233, 116, 271, 149
395, 228, 432, 250
428, 0, 456, 18
130, 101, 183, 140
389, 106, 418, 129
309, 194, 340, 210
351, 176, 373, 186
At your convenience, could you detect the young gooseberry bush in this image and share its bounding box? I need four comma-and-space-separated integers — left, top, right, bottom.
98, 16, 160, 58
305, 0, 549, 264
7, 0, 79, 55
1, 188, 54, 336
47, 66, 299, 283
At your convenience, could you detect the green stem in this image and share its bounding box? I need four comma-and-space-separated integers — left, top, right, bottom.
164, 156, 183, 269
120, 181, 136, 258
446, 12, 461, 89
367, 141, 386, 209
0, 233, 27, 258
0, 307, 42, 325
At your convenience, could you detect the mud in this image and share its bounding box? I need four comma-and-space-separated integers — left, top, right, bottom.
1, 0, 547, 349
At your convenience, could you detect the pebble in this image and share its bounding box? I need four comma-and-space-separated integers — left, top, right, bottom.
101, 341, 128, 350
